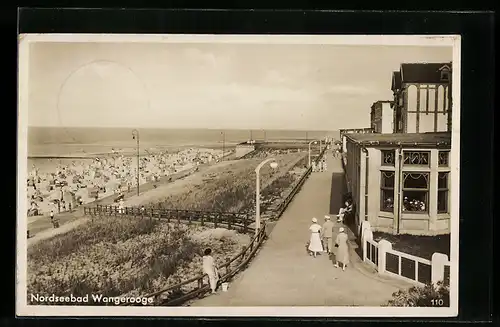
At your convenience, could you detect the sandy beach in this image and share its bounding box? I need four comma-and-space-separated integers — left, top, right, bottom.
26, 147, 233, 217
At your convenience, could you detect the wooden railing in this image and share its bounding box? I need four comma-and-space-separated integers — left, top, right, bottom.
138, 224, 267, 306
84, 206, 252, 233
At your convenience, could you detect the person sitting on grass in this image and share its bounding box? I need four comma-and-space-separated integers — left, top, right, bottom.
202, 248, 219, 294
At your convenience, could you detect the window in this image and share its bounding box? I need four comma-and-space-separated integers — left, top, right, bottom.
407, 85, 418, 111
441, 71, 450, 81
402, 172, 429, 213
438, 151, 450, 166
438, 172, 449, 213
403, 151, 430, 166
381, 171, 395, 212
381, 150, 395, 166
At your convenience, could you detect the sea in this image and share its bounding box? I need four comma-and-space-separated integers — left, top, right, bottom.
26, 127, 339, 172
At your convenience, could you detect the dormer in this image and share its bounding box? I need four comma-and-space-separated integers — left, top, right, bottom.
439, 64, 451, 82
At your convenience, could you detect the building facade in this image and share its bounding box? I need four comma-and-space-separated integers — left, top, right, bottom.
345, 133, 451, 236
392, 63, 452, 134
339, 128, 375, 153
343, 62, 453, 236
370, 100, 394, 134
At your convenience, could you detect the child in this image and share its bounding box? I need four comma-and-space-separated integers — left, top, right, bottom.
202, 248, 219, 294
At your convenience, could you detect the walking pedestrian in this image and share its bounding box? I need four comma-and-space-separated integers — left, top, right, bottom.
312, 161, 317, 172
334, 227, 350, 271
202, 248, 219, 294
308, 217, 324, 258
322, 159, 328, 172
321, 215, 335, 254
49, 210, 54, 221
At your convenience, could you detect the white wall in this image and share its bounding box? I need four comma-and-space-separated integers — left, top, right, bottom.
381, 103, 394, 134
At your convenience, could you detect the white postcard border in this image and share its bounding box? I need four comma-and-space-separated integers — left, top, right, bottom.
17, 34, 460, 317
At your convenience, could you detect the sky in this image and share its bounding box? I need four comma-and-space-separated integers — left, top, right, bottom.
26, 41, 453, 131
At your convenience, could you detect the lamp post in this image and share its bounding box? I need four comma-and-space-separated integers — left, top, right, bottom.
221, 131, 225, 161
131, 129, 140, 196
308, 140, 318, 168
255, 158, 278, 236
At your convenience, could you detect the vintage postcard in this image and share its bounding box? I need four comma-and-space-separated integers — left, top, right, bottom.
17, 34, 460, 317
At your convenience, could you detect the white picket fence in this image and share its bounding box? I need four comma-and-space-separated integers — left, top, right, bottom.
361, 221, 450, 287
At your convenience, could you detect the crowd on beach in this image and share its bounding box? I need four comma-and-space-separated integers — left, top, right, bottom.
26, 148, 227, 217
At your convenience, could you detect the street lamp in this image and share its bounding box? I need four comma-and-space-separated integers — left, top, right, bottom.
308, 140, 319, 168
255, 158, 278, 236
131, 129, 140, 196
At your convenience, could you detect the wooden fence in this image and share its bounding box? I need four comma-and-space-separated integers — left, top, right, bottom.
361, 222, 451, 287
138, 224, 267, 306
85, 206, 252, 233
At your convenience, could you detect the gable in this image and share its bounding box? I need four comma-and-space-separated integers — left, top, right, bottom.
439, 64, 451, 71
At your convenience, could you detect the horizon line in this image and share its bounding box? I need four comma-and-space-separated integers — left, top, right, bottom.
27, 125, 341, 132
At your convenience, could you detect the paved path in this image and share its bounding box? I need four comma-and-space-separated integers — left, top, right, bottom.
191, 153, 411, 307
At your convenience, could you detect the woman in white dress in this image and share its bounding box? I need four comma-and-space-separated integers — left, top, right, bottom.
308, 217, 324, 258
202, 248, 219, 293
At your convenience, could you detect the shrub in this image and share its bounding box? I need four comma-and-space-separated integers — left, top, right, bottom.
386, 281, 450, 307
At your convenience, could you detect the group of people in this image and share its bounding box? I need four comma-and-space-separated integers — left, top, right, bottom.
312, 158, 327, 172
308, 215, 350, 270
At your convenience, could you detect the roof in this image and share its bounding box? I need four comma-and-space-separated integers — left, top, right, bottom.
371, 100, 393, 108
391, 71, 401, 91
345, 132, 451, 147
400, 62, 452, 84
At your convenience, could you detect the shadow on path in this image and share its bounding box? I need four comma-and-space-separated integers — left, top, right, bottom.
329, 172, 345, 216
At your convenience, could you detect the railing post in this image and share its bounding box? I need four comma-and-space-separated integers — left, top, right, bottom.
214, 214, 218, 228
378, 239, 392, 274
431, 252, 448, 286
197, 277, 203, 289
361, 222, 372, 262
228, 215, 232, 230
200, 213, 204, 226
244, 214, 249, 233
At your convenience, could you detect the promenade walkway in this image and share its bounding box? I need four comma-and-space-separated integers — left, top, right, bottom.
191, 153, 411, 307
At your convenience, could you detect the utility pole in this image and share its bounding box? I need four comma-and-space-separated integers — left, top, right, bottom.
221, 131, 225, 161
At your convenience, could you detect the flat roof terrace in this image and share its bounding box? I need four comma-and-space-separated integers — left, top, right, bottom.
345, 132, 451, 148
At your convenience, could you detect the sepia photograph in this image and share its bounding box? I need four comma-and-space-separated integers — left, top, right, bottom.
17, 34, 460, 317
